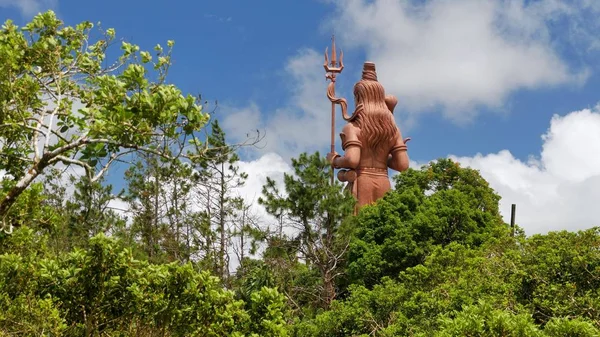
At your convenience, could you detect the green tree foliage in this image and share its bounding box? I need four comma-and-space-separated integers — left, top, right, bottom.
519, 229, 600, 325
293, 228, 600, 336
0, 11, 207, 227
0, 180, 59, 231
195, 120, 250, 281
67, 176, 123, 231
124, 153, 185, 263
346, 158, 509, 288
61, 175, 126, 248
259, 152, 355, 309
0, 227, 287, 336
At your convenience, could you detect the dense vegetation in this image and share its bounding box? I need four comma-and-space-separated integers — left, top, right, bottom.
1, 11, 599, 336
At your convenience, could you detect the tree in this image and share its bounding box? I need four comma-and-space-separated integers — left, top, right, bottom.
0, 178, 59, 233
259, 152, 355, 308
0, 11, 208, 228
121, 118, 261, 267
230, 198, 264, 270
123, 153, 204, 263
293, 228, 600, 336
346, 158, 509, 288
123, 153, 170, 261
194, 120, 249, 281
160, 159, 201, 262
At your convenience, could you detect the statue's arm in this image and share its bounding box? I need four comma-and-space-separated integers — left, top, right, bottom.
333, 146, 360, 169
388, 127, 409, 172
333, 124, 361, 169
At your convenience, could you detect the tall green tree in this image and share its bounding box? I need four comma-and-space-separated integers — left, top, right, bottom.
194, 120, 248, 281
346, 158, 510, 288
121, 119, 259, 266
124, 153, 204, 263
123, 153, 169, 261
230, 198, 264, 269
160, 159, 201, 262
259, 152, 355, 308
0, 11, 207, 228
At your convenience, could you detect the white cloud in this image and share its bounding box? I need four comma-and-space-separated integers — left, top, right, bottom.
234, 152, 292, 207
451, 105, 600, 234
221, 153, 293, 271
0, 0, 56, 16
327, 0, 593, 123
106, 197, 129, 220
233, 152, 306, 238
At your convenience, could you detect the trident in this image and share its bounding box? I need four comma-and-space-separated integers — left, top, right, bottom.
324, 35, 348, 184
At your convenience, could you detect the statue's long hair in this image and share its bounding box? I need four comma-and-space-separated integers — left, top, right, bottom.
352, 65, 399, 157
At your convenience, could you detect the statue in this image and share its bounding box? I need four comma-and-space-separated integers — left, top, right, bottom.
323, 37, 410, 211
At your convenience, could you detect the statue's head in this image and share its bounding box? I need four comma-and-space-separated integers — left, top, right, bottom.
353, 62, 387, 110
352, 62, 399, 156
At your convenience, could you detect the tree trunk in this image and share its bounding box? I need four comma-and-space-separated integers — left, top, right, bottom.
219, 161, 227, 281
173, 178, 180, 261
323, 270, 336, 308
240, 207, 245, 264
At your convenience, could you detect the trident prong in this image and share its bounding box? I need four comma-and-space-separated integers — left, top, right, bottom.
324, 35, 344, 81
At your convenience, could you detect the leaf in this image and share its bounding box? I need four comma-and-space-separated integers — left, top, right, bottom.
106, 28, 115, 39
140, 51, 151, 63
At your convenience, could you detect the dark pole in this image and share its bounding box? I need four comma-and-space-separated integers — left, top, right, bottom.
510, 204, 516, 237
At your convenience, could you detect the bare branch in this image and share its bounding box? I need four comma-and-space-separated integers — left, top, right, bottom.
91, 150, 135, 183
49, 155, 93, 177
44, 95, 61, 152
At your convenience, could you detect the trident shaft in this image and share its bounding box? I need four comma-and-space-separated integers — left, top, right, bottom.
324, 35, 344, 184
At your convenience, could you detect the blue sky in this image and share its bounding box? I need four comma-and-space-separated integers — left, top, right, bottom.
3, 0, 600, 234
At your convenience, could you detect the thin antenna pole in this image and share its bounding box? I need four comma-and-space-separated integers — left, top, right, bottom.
510, 204, 516, 237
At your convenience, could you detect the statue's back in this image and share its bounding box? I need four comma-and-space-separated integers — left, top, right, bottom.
328, 62, 410, 209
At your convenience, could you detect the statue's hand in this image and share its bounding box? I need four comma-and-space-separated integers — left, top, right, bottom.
326, 152, 340, 167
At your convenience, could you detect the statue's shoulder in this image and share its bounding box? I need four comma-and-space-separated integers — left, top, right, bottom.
341, 122, 360, 135
340, 123, 361, 150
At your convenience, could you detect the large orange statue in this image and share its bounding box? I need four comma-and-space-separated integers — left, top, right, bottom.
323, 38, 410, 210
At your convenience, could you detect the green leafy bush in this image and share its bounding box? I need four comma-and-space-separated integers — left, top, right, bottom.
295, 228, 600, 336
346, 159, 509, 288
0, 229, 287, 336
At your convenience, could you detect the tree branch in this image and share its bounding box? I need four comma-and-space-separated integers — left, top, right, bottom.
91, 150, 134, 183
49, 155, 93, 177
44, 94, 62, 152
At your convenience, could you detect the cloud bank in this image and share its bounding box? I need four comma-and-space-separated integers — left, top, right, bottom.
327, 0, 594, 122
451, 105, 600, 234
